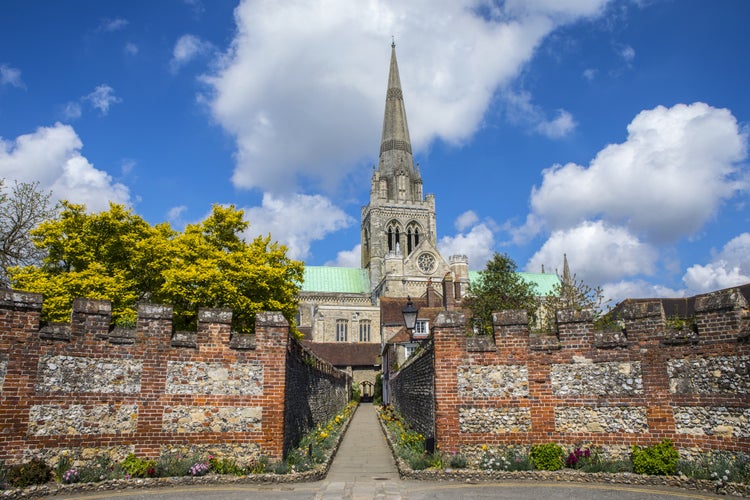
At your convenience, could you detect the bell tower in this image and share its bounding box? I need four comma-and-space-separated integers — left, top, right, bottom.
361, 42, 444, 297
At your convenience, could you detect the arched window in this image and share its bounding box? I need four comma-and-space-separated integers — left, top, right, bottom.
405, 222, 422, 255
359, 320, 371, 342
336, 319, 348, 342
386, 221, 402, 253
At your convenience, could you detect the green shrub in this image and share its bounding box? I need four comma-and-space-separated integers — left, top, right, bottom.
121, 454, 157, 478
631, 439, 679, 476
76, 455, 124, 483
155, 452, 204, 477
209, 456, 246, 476
479, 446, 532, 471
249, 456, 268, 474
448, 452, 468, 469
530, 443, 565, 471
6, 458, 52, 487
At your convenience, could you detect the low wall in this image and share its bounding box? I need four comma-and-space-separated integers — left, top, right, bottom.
0, 289, 349, 466
423, 285, 750, 459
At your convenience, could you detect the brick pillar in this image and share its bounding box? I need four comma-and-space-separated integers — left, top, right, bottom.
197, 308, 232, 347
134, 303, 173, 458
493, 310, 529, 350
0, 290, 43, 463
70, 298, 111, 342
442, 273, 455, 310
432, 310, 465, 453
256, 311, 289, 461
557, 308, 593, 350
620, 300, 664, 342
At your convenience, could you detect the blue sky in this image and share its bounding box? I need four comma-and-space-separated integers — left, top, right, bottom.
1, 0, 749, 305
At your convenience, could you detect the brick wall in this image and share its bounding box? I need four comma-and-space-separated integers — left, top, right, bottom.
0, 289, 349, 466
393, 285, 749, 459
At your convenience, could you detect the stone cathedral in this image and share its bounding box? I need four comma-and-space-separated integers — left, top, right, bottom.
298, 44, 558, 393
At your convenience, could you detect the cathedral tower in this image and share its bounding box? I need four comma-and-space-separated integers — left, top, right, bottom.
361, 43, 448, 297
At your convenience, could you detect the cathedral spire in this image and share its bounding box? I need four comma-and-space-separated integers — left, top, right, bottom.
378, 42, 415, 178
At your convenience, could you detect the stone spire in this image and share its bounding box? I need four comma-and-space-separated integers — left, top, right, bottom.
562, 253, 572, 286
378, 41, 416, 180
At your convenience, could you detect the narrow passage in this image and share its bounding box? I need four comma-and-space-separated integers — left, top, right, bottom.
317, 402, 403, 499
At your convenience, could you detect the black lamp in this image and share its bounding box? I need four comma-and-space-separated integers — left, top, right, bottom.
402, 296, 418, 340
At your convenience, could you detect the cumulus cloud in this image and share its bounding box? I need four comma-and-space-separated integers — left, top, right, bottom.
602, 279, 685, 306
525, 221, 658, 284
124, 42, 139, 56
439, 215, 497, 271
327, 244, 362, 267
0, 123, 131, 211
528, 103, 747, 242
243, 193, 354, 260
171, 34, 214, 72
0, 64, 24, 88
204, 0, 608, 193
84, 85, 121, 115
683, 233, 750, 293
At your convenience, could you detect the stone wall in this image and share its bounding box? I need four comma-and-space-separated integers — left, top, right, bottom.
0, 289, 350, 466
389, 339, 435, 442
392, 284, 750, 459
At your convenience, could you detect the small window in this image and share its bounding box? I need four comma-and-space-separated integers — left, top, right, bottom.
414, 319, 429, 336
336, 319, 348, 342
404, 345, 415, 359
359, 320, 371, 342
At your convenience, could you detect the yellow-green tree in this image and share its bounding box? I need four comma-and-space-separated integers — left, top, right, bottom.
158, 204, 303, 333
10, 202, 303, 334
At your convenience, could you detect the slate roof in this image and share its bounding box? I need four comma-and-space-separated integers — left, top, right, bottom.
300, 266, 370, 294
300, 341, 381, 368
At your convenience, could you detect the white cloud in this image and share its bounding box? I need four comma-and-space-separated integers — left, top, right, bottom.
243, 193, 354, 260
439, 220, 496, 271
602, 279, 685, 306
525, 221, 658, 284
683, 233, 750, 293
0, 123, 131, 211
505, 90, 577, 139
84, 85, 121, 115
621, 44, 635, 63
124, 42, 139, 56
97, 18, 129, 33
326, 244, 361, 267
528, 103, 747, 242
63, 101, 82, 120
167, 205, 188, 228
454, 210, 479, 232
535, 109, 576, 138
204, 0, 609, 193
582, 68, 597, 81
0, 64, 24, 88
171, 34, 214, 72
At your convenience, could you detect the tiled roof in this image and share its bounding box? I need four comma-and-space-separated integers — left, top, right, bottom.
300, 266, 370, 294
468, 271, 561, 296
300, 341, 381, 367
379, 296, 428, 325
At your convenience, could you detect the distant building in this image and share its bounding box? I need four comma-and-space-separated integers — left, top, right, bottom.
299, 43, 558, 396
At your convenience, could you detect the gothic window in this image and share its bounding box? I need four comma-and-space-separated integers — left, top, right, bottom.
336, 319, 348, 342
406, 222, 421, 254
386, 221, 402, 253
359, 320, 371, 342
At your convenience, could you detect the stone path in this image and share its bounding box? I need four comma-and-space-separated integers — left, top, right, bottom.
316, 402, 405, 499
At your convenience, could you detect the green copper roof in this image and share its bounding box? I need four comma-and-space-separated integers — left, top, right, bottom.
468, 271, 561, 297
301, 266, 371, 294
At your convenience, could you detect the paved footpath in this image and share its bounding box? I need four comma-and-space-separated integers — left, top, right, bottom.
55, 403, 725, 500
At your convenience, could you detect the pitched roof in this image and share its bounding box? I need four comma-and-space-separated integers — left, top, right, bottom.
379, 296, 428, 325
300, 341, 381, 367
468, 270, 560, 297
300, 266, 370, 294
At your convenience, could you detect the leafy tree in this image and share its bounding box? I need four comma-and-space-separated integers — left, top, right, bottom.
465, 252, 538, 334
9, 202, 303, 334
10, 201, 172, 324
157, 204, 304, 333
536, 276, 609, 333
0, 180, 58, 287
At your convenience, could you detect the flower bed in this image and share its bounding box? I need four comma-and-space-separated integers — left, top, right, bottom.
376, 405, 750, 497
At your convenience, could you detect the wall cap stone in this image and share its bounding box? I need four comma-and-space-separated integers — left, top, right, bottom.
493, 309, 527, 326
0, 288, 43, 311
